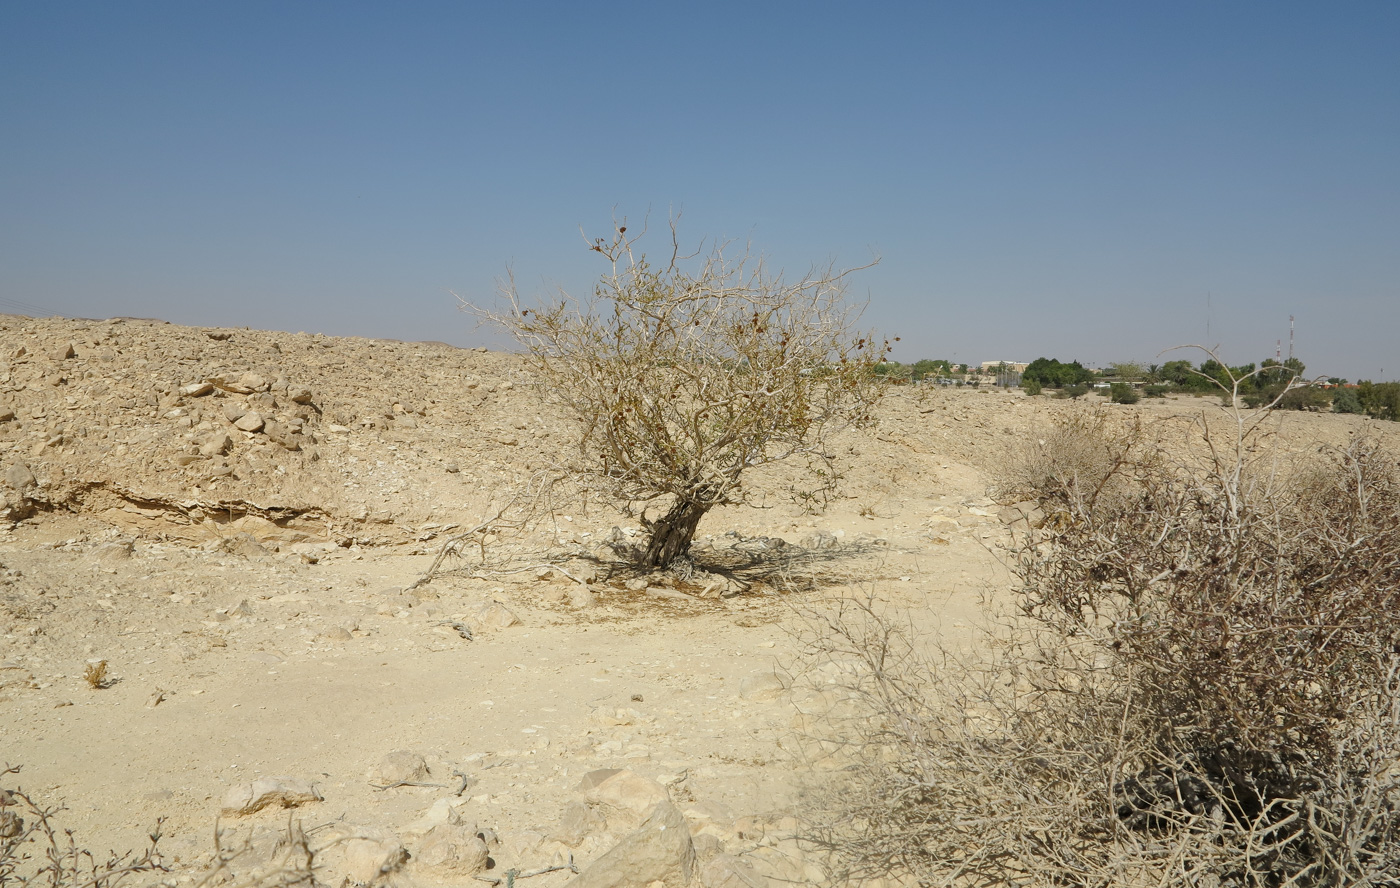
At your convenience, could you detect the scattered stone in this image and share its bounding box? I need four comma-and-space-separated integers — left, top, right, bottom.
51, 343, 76, 361
222, 403, 247, 423
568, 585, 598, 609
799, 530, 839, 550
564, 801, 695, 888
180, 382, 215, 397
234, 411, 265, 433
220, 776, 322, 816
287, 386, 314, 404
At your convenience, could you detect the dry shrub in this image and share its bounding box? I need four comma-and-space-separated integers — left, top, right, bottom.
0, 765, 165, 888
801, 418, 1400, 887
993, 407, 1151, 512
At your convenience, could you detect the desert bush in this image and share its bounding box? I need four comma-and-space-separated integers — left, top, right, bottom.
1143, 383, 1169, 398
1056, 383, 1088, 400
802, 408, 1400, 886
1021, 378, 1042, 396
1109, 382, 1139, 404
993, 407, 1148, 508
0, 765, 166, 888
470, 217, 887, 568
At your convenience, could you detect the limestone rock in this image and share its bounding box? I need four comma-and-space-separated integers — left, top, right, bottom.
738, 673, 788, 702
563, 801, 695, 888
180, 382, 215, 397
95, 540, 135, 562
368, 750, 428, 785
51, 343, 76, 361
199, 433, 233, 457
473, 601, 520, 630
316, 826, 407, 887
582, 769, 669, 824
234, 411, 265, 433
701, 854, 767, 888
220, 776, 322, 816
4, 464, 35, 490
550, 801, 607, 847
222, 403, 247, 423
413, 823, 489, 875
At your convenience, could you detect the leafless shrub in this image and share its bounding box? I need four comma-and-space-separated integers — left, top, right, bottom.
800, 400, 1400, 885
0, 765, 165, 888
408, 468, 570, 589
466, 215, 888, 569
994, 407, 1153, 512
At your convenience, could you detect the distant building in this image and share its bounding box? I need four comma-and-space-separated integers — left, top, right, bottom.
980, 360, 1030, 373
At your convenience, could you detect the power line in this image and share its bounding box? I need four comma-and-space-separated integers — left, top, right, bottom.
0, 296, 65, 318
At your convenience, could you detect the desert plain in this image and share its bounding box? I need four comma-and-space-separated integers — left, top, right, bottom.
1, 313, 1395, 887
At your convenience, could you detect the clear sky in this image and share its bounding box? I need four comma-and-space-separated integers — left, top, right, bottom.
2, 3, 1396, 380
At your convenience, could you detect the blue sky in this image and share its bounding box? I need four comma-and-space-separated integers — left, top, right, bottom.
2, 3, 1396, 379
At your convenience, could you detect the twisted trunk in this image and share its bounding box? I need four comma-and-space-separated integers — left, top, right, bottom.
641, 498, 710, 569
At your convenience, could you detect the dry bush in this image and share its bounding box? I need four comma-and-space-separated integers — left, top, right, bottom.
82, 661, 108, 690
800, 414, 1400, 886
0, 765, 165, 888
468, 216, 887, 569
993, 407, 1152, 512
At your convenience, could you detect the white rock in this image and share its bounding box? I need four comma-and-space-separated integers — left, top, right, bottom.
220, 776, 322, 816
402, 798, 461, 835
563, 801, 695, 888
473, 601, 520, 629
413, 823, 489, 875
234, 411, 265, 433
316, 826, 407, 887
367, 750, 428, 785
582, 769, 669, 824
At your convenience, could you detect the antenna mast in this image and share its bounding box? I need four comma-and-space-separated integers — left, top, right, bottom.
1288, 315, 1295, 361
